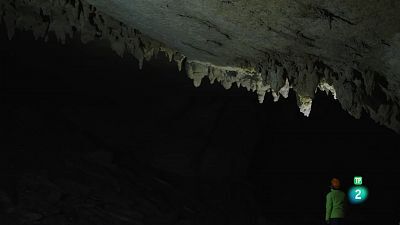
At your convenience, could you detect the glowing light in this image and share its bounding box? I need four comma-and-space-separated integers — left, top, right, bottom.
354, 176, 363, 185
348, 186, 369, 204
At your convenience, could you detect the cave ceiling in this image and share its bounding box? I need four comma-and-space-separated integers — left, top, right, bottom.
1, 0, 400, 132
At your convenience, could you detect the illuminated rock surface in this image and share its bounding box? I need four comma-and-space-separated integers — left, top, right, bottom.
1, 0, 400, 131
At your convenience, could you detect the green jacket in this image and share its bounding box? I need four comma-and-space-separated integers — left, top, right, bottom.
325, 189, 346, 221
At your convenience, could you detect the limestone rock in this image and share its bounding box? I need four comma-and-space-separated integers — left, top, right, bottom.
1, 0, 400, 132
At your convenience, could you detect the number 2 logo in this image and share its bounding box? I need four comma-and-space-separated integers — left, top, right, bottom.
355, 189, 362, 200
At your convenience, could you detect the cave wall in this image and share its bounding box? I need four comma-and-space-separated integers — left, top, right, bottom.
3, 19, 400, 224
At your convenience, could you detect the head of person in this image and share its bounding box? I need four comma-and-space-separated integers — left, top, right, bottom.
330, 178, 341, 190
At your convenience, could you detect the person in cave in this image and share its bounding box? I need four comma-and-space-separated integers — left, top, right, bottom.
325, 178, 346, 225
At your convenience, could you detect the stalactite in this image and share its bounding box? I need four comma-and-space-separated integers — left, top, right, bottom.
1, 0, 399, 132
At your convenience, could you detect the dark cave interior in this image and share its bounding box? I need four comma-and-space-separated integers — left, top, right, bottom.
1, 28, 400, 225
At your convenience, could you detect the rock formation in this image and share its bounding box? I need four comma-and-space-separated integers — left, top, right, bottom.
1, 0, 399, 132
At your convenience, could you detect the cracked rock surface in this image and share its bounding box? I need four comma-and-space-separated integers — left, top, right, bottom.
1, 0, 400, 131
